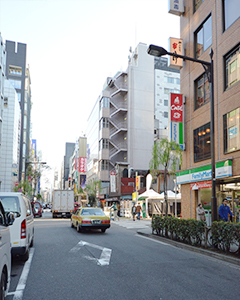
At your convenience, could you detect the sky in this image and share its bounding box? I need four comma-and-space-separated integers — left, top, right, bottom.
0, 0, 180, 187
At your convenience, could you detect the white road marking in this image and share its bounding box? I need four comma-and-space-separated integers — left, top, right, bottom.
70, 241, 112, 266
136, 234, 175, 247
8, 248, 35, 300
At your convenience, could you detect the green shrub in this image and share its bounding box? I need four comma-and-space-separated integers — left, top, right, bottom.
152, 216, 240, 254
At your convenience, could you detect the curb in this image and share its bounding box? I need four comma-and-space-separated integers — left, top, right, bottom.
137, 230, 240, 266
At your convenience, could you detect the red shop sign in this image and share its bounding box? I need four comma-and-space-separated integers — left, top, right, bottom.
170, 93, 183, 122
190, 180, 212, 190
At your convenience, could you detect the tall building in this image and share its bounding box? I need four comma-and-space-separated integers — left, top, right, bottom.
176, 0, 240, 219
5, 40, 32, 182
0, 34, 6, 188
87, 43, 181, 202
86, 43, 155, 201
154, 57, 180, 138
63, 142, 75, 189
0, 79, 21, 191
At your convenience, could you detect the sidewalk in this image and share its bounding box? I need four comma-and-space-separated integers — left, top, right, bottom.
137, 226, 240, 266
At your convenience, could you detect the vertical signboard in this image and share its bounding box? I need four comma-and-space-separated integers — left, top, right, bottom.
168, 38, 183, 69
31, 139, 37, 156
168, 0, 184, 16
80, 175, 86, 189
79, 157, 87, 173
136, 176, 140, 191
110, 171, 116, 193
170, 93, 184, 150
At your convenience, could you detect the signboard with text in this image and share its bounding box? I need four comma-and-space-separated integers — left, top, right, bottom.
110, 171, 116, 193
168, 0, 184, 16
168, 38, 183, 69
170, 93, 184, 150
79, 157, 87, 173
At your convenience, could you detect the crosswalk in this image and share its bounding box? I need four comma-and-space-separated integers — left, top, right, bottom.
111, 218, 151, 230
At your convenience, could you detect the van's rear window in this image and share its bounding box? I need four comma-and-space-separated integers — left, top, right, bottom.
0, 196, 21, 217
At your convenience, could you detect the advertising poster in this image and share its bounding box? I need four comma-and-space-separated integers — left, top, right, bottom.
80, 175, 86, 189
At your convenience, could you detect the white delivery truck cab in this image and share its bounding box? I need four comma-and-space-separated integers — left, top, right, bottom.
52, 190, 74, 218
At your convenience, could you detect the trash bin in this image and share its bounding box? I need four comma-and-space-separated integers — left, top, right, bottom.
205, 210, 212, 227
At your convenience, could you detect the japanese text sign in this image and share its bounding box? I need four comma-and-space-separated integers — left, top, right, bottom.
79, 157, 87, 173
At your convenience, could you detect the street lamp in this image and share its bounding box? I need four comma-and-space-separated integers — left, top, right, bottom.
147, 44, 217, 222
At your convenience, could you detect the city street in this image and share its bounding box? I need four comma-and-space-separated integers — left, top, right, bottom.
7, 210, 240, 300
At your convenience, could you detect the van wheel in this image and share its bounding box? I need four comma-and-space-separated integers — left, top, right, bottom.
21, 248, 29, 262
0, 270, 6, 300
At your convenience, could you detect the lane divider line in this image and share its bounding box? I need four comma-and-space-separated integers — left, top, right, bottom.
9, 248, 35, 300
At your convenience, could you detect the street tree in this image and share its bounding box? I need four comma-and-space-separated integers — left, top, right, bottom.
149, 138, 182, 216
14, 180, 32, 198
85, 180, 101, 207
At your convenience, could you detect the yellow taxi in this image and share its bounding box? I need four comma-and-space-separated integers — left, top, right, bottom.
71, 207, 110, 233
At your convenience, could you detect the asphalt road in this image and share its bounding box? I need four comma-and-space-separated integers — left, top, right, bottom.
6, 210, 240, 300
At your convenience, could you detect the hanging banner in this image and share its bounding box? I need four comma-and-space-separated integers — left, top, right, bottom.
79, 157, 87, 173
80, 175, 86, 189
170, 93, 184, 150
168, 38, 183, 69
110, 171, 116, 193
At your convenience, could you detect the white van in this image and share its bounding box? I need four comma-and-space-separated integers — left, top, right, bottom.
0, 200, 14, 299
0, 192, 34, 261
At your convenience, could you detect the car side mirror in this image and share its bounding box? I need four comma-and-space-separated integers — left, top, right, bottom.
7, 212, 15, 225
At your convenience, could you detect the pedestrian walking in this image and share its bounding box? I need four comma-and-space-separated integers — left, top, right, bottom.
117, 203, 120, 217
136, 203, 142, 220
111, 202, 119, 221
219, 198, 233, 222
132, 203, 136, 221
196, 203, 206, 221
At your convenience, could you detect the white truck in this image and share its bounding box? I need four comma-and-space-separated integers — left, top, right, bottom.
52, 190, 74, 218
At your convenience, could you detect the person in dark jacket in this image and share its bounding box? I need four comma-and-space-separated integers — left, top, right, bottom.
132, 203, 136, 221
219, 198, 233, 222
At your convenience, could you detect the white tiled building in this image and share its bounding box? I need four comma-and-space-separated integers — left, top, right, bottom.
0, 79, 21, 191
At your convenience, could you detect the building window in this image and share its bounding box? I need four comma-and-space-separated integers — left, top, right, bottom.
223, 0, 240, 31
194, 0, 204, 12
195, 15, 212, 58
3, 97, 8, 107
9, 65, 22, 76
224, 44, 240, 89
164, 76, 174, 84
99, 117, 109, 130
175, 78, 180, 85
17, 92, 21, 102
164, 100, 168, 106
99, 139, 109, 150
100, 160, 109, 171
100, 97, 109, 110
164, 111, 168, 118
223, 108, 240, 153
9, 79, 21, 89
103, 117, 109, 128
195, 73, 210, 110
194, 123, 211, 162
164, 88, 180, 95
